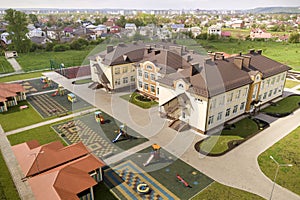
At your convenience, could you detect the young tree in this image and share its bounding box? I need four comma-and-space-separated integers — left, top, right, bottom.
288, 32, 300, 43
4, 9, 31, 53
29, 14, 38, 24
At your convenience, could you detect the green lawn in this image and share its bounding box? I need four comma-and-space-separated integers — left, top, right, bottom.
73, 78, 92, 85
120, 92, 158, 109
258, 126, 300, 195
285, 79, 300, 89
0, 101, 44, 132
192, 182, 264, 200
199, 117, 259, 154
0, 57, 14, 74
16, 46, 97, 72
0, 71, 48, 83
196, 39, 300, 70
7, 120, 67, 146
0, 151, 20, 200
262, 95, 300, 114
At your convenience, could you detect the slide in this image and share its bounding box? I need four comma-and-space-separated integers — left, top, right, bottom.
176, 174, 190, 187
51, 90, 58, 97
112, 132, 122, 143
43, 83, 49, 89
143, 154, 154, 167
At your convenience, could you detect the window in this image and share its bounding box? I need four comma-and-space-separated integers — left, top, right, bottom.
225, 108, 231, 117
157, 87, 159, 95
115, 67, 120, 75
268, 90, 272, 97
217, 112, 223, 121
267, 79, 270, 87
208, 116, 214, 125
123, 66, 128, 73
138, 81, 143, 88
219, 95, 225, 106
150, 73, 155, 81
271, 77, 275, 85
123, 77, 128, 84
131, 66, 135, 72
274, 88, 277, 95
195, 98, 203, 103
276, 75, 280, 83
146, 65, 153, 70
138, 69, 142, 77
243, 88, 248, 97
130, 76, 135, 82
263, 92, 267, 99
150, 85, 155, 93
115, 79, 120, 85
144, 72, 149, 79
178, 83, 184, 89
281, 74, 285, 80
144, 83, 149, 90
233, 105, 238, 113
258, 95, 262, 101
240, 102, 245, 110
236, 90, 241, 99
261, 82, 264, 90
227, 93, 233, 102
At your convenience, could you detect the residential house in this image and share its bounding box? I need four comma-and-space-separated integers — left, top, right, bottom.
94, 25, 108, 37
30, 36, 52, 45
171, 24, 185, 32
0, 83, 26, 112
230, 20, 245, 29
125, 23, 137, 31
189, 27, 201, 38
12, 140, 105, 200
250, 29, 272, 40
208, 25, 222, 36
110, 25, 121, 34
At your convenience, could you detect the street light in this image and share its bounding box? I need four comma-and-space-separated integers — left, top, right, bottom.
269, 155, 293, 200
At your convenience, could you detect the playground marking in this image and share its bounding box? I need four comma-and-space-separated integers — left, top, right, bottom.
104, 160, 179, 200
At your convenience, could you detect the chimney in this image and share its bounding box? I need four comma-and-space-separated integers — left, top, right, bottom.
187, 55, 192, 62
242, 55, 251, 68
239, 51, 242, 56
249, 49, 255, 54
234, 57, 244, 70
107, 45, 114, 53
257, 49, 262, 55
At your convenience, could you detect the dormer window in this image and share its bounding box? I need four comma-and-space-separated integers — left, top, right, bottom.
146, 65, 152, 70
178, 83, 184, 89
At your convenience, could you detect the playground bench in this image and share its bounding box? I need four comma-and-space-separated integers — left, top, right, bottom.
19, 105, 28, 110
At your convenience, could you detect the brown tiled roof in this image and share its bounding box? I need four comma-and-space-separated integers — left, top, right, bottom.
12, 141, 90, 177
0, 83, 25, 100
245, 52, 291, 78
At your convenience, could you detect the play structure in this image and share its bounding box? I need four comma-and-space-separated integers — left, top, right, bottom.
68, 93, 77, 103
51, 85, 65, 96
176, 174, 191, 188
95, 111, 105, 124
143, 144, 161, 167
41, 76, 53, 89
112, 124, 128, 143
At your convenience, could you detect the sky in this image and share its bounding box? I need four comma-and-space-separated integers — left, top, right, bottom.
1, 0, 300, 10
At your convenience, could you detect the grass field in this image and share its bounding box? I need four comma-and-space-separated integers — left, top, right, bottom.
192, 182, 264, 200
0, 71, 47, 83
196, 39, 300, 70
16, 46, 97, 72
0, 101, 44, 132
262, 95, 300, 114
0, 57, 14, 74
0, 151, 20, 200
199, 117, 259, 154
93, 182, 117, 200
258, 126, 300, 195
285, 79, 300, 88
7, 120, 67, 146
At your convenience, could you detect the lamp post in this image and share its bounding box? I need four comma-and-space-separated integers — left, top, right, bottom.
269, 155, 293, 200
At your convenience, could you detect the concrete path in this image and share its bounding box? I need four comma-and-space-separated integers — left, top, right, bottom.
42, 72, 300, 200
7, 58, 23, 72
0, 126, 35, 200
6, 107, 98, 136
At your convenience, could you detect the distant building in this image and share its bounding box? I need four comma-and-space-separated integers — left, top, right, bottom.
208, 25, 222, 36
230, 20, 245, 29
250, 29, 272, 40
171, 24, 185, 32
0, 83, 26, 112
125, 23, 137, 31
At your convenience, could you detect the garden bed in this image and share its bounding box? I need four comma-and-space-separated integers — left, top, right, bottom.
195, 117, 269, 156
120, 92, 158, 109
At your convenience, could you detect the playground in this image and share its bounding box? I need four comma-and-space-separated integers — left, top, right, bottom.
17, 78, 58, 94
27, 89, 93, 118
52, 112, 148, 157
104, 145, 214, 200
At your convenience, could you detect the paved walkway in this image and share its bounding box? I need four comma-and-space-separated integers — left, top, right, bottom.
7, 58, 23, 72
41, 72, 300, 199
0, 126, 35, 200
6, 107, 98, 136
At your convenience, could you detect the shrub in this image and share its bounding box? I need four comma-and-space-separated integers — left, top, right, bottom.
45, 42, 56, 51
70, 38, 89, 50
53, 44, 70, 52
